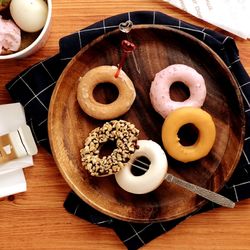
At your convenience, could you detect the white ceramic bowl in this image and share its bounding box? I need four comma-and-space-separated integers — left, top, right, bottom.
0, 0, 52, 60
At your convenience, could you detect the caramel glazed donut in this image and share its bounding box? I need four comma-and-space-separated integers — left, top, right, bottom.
115, 140, 168, 194
80, 120, 139, 177
162, 107, 216, 163
77, 65, 136, 120
150, 64, 207, 118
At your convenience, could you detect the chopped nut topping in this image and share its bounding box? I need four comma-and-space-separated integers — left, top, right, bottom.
80, 120, 139, 177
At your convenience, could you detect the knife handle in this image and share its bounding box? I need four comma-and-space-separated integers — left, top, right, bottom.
165, 174, 235, 208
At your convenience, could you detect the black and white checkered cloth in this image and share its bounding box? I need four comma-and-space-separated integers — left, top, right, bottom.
6, 11, 250, 250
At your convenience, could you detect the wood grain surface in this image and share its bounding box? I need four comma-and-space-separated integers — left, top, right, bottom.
0, 1, 250, 249
49, 25, 244, 222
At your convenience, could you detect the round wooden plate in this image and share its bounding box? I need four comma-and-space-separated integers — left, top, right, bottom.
48, 25, 245, 223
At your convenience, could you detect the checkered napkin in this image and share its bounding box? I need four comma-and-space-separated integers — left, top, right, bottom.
6, 11, 250, 250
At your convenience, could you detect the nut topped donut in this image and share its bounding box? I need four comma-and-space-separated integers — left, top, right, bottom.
80, 120, 139, 177
77, 65, 136, 120
150, 64, 207, 118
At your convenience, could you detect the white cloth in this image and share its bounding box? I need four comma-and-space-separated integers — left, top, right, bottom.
164, 0, 250, 39
0, 103, 33, 198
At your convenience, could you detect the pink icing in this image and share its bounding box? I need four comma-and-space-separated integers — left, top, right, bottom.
0, 16, 21, 54
150, 64, 207, 118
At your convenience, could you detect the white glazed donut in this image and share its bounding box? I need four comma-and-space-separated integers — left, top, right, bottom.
115, 140, 168, 194
150, 64, 207, 118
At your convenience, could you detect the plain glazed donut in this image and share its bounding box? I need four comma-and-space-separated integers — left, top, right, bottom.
80, 120, 139, 177
115, 140, 168, 194
77, 65, 136, 120
161, 107, 216, 163
150, 64, 207, 118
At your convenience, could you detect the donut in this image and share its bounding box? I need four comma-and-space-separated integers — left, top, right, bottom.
161, 107, 216, 163
77, 65, 136, 120
150, 64, 206, 118
80, 120, 139, 177
115, 140, 168, 194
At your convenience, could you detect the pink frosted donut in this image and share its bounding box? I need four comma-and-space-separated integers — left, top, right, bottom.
150, 64, 206, 118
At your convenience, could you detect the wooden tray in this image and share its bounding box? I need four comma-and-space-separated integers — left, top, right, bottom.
48, 25, 245, 223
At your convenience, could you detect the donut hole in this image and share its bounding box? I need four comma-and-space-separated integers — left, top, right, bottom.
99, 140, 117, 158
170, 81, 190, 101
93, 82, 119, 104
178, 123, 199, 146
131, 156, 150, 176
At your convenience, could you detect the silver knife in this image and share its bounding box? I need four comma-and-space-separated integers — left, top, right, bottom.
165, 173, 235, 208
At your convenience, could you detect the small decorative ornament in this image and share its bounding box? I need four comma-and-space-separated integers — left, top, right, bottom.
119, 20, 133, 33
118, 20, 141, 74
115, 40, 136, 78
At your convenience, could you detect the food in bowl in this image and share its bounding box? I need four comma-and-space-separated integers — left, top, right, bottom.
10, 0, 48, 33
0, 15, 21, 54
0, 0, 11, 11
0, 0, 51, 58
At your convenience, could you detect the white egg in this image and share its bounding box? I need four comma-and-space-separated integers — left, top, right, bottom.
10, 0, 48, 33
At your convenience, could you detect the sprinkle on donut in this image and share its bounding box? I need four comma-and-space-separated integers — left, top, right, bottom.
80, 120, 139, 177
150, 64, 207, 118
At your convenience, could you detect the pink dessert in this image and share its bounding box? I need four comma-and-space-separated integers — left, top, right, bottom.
0, 15, 21, 55
150, 64, 207, 118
